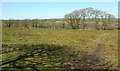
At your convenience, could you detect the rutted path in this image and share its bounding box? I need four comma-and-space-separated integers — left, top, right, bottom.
64, 32, 114, 69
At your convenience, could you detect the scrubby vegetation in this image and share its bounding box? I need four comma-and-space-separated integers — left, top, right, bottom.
2, 7, 118, 30
2, 28, 118, 71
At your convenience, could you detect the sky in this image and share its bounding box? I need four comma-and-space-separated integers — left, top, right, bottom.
1, 2, 118, 19
1, 0, 120, 2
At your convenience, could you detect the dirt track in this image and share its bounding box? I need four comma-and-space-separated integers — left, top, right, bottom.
64, 33, 115, 70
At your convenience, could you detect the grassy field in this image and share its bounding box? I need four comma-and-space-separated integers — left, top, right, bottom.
2, 28, 118, 70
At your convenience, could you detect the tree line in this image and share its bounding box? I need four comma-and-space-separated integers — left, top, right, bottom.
2, 7, 118, 30
64, 7, 118, 30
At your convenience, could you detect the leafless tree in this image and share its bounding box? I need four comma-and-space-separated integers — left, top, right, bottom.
64, 10, 81, 29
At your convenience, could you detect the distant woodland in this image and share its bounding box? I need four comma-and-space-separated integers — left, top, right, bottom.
2, 7, 119, 30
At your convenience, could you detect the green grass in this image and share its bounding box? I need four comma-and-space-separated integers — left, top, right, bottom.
2, 28, 118, 70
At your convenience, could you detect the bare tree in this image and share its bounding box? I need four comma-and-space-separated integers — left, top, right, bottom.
23, 19, 29, 28
106, 14, 115, 30
83, 7, 94, 29
32, 19, 40, 28
64, 10, 81, 29
5, 18, 14, 27
64, 7, 116, 30
92, 10, 101, 30
80, 9, 87, 29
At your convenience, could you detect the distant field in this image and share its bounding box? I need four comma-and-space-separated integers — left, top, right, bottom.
2, 28, 118, 70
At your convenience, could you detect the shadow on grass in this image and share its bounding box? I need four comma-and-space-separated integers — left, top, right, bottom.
2, 44, 77, 71
2, 44, 118, 71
